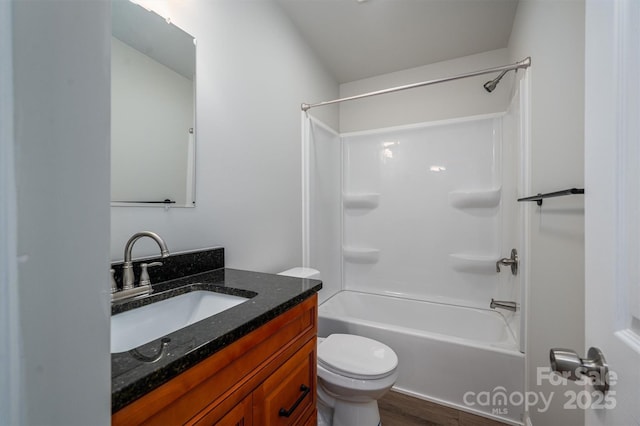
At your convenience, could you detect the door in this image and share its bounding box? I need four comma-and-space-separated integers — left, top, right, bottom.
585, 0, 640, 424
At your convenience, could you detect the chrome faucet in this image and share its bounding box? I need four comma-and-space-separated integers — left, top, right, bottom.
122, 231, 169, 288
490, 299, 518, 312
112, 231, 169, 302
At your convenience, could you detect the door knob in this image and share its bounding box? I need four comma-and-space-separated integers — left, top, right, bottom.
549, 347, 609, 393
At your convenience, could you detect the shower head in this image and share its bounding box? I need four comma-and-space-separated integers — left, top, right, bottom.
483, 70, 509, 93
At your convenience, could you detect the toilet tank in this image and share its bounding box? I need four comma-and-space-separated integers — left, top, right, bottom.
277, 267, 321, 280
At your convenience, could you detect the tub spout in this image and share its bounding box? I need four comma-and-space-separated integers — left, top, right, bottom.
490, 299, 518, 312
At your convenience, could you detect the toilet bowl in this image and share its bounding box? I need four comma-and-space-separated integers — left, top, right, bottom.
317, 334, 398, 426
277, 268, 399, 426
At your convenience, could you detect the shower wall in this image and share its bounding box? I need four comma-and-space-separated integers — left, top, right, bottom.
303, 117, 342, 303
342, 115, 512, 307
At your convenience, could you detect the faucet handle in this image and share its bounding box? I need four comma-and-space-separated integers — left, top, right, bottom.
140, 262, 162, 286
496, 248, 518, 275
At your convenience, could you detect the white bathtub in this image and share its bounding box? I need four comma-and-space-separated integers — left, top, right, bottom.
318, 290, 525, 424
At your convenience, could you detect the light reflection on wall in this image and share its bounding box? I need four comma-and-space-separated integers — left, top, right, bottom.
382, 140, 399, 161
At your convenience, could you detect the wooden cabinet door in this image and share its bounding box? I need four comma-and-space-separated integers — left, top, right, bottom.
216, 395, 252, 426
302, 410, 317, 426
252, 339, 316, 426
191, 393, 253, 426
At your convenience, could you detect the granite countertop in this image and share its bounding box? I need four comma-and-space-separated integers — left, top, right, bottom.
111, 266, 322, 413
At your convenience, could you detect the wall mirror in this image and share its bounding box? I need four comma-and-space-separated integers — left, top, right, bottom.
111, 0, 196, 207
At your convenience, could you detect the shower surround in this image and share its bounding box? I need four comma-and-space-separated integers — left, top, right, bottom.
341, 115, 509, 306
303, 77, 528, 423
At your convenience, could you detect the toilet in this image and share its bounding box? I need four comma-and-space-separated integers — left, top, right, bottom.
278, 268, 399, 426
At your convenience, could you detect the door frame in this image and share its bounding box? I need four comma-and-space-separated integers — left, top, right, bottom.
585, 0, 640, 424
0, 1, 23, 424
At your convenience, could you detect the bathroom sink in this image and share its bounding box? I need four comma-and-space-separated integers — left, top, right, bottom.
111, 290, 249, 353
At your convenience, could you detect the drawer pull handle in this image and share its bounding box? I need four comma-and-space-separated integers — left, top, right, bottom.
278, 384, 310, 418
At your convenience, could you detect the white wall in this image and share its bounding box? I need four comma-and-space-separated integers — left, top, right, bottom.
12, 0, 111, 424
111, 0, 339, 275
111, 36, 193, 205
508, 1, 585, 425
339, 48, 512, 132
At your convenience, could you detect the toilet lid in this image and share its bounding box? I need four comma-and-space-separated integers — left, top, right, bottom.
318, 334, 398, 380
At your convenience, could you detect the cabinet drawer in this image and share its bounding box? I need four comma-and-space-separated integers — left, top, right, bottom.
303, 410, 317, 426
190, 393, 252, 426
213, 394, 252, 426
253, 339, 316, 426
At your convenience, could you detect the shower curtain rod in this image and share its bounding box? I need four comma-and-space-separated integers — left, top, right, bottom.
301, 57, 531, 111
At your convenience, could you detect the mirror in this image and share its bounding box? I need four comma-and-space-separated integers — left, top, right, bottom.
111, 0, 196, 207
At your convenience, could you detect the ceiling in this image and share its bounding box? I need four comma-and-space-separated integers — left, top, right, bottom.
113, 0, 195, 79
276, 0, 519, 83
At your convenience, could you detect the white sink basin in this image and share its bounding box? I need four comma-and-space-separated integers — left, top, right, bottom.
111, 290, 249, 353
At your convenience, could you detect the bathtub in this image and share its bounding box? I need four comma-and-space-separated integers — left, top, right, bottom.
318, 290, 525, 424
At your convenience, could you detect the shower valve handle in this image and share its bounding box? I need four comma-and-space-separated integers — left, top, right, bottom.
496, 249, 518, 275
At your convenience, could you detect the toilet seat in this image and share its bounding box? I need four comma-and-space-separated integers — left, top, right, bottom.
318, 334, 398, 380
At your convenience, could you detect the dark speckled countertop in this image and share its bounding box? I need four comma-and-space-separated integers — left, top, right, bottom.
111, 249, 322, 413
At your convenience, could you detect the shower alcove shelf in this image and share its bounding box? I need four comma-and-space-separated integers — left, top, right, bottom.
343, 193, 380, 210
447, 188, 502, 275
517, 188, 584, 206
448, 187, 501, 209
343, 247, 380, 264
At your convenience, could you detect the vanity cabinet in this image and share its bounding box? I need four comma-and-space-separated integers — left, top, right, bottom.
112, 295, 317, 426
